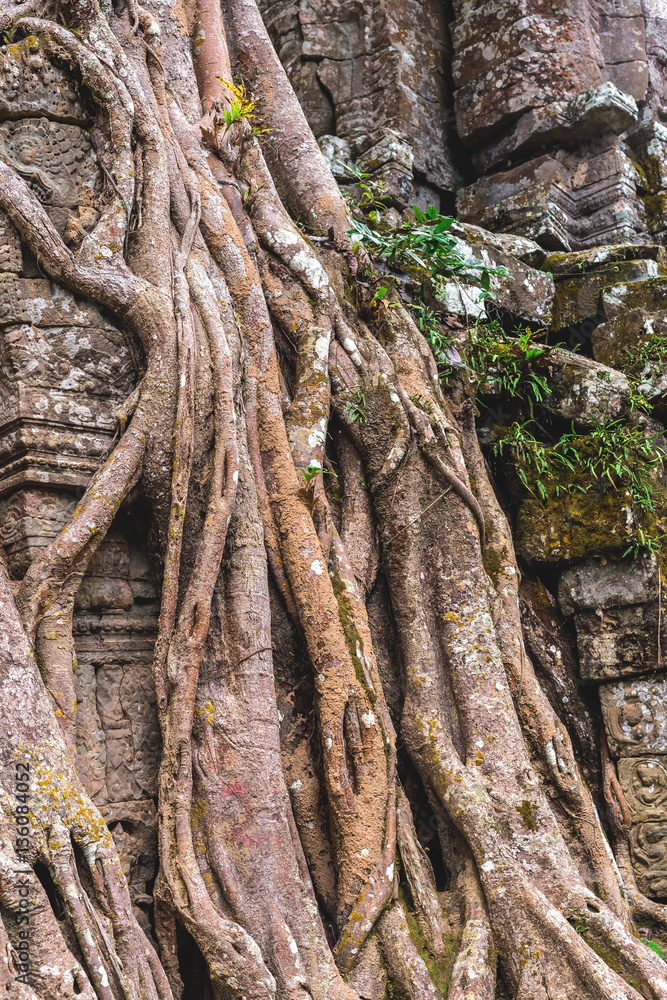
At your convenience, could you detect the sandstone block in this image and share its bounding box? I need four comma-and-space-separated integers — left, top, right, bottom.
602, 62, 650, 103
592, 278, 667, 367
599, 15, 647, 64
0, 283, 134, 495
574, 602, 666, 681
559, 552, 658, 616
473, 83, 639, 175
599, 674, 667, 757
515, 489, 638, 565
628, 822, 667, 898
598, 0, 643, 14
0, 489, 76, 578
540, 351, 630, 426
458, 146, 647, 251
76, 577, 134, 612
542, 244, 667, 276
618, 756, 667, 823
552, 259, 667, 330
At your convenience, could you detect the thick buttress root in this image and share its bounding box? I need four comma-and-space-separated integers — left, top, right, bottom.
0, 1, 665, 999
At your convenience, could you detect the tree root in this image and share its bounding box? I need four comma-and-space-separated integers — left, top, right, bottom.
447, 857, 495, 1000
376, 903, 439, 1000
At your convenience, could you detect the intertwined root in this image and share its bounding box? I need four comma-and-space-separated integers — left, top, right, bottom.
0, 1, 665, 999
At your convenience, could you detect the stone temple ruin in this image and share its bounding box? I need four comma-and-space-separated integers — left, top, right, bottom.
2, 0, 667, 920
0, 34, 158, 934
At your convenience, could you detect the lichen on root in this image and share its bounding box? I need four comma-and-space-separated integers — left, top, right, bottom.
0, 0, 664, 998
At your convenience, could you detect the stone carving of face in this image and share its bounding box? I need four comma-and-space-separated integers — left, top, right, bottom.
633, 760, 667, 808
620, 695, 655, 743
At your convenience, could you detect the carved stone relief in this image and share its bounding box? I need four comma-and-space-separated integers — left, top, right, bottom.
628, 822, 667, 898
0, 35, 89, 123
618, 756, 667, 822
599, 675, 667, 757
0, 279, 135, 494
0, 118, 101, 217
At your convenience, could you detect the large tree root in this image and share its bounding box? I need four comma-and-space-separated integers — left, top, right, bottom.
0, 1, 665, 998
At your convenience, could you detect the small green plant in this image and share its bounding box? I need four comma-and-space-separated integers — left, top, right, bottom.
615, 330, 667, 415
642, 938, 665, 960
469, 323, 550, 408
345, 387, 367, 424
216, 79, 270, 136
409, 393, 434, 415
301, 463, 335, 487
409, 300, 458, 368
348, 205, 508, 301
340, 163, 389, 216
628, 380, 654, 414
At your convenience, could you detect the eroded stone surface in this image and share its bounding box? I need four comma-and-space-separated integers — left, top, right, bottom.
515, 488, 639, 565
0, 35, 89, 124
592, 277, 667, 367
0, 280, 134, 494
559, 552, 658, 616
628, 822, 667, 898
618, 756, 667, 823
599, 674, 667, 757
259, 0, 460, 206
574, 601, 665, 680
540, 350, 631, 426
101, 799, 158, 918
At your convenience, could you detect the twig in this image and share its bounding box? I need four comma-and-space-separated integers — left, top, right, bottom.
390, 487, 451, 538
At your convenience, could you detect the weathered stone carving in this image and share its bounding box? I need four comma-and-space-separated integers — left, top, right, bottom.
628, 821, 667, 898
0, 209, 22, 273
618, 756, 667, 822
72, 530, 160, 810
451, 1, 667, 250
0, 488, 76, 576
599, 674, 667, 757
557, 554, 662, 680
574, 602, 666, 680
0, 118, 100, 212
0, 279, 135, 494
457, 145, 649, 250
0, 34, 89, 124
101, 799, 158, 929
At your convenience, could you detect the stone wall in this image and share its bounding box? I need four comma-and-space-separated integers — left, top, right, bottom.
264, 0, 667, 250
258, 0, 461, 208
0, 34, 160, 928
